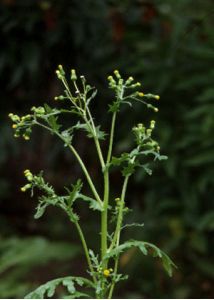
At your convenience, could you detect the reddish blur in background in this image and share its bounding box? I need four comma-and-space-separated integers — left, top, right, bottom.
0, 0, 214, 298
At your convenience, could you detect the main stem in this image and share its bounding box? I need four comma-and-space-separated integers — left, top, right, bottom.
101, 112, 117, 266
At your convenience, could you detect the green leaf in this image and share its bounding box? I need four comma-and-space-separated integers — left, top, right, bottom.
44, 104, 61, 132
34, 202, 49, 219
104, 240, 176, 277
65, 180, 103, 211
65, 180, 83, 207
61, 130, 73, 146
25, 276, 94, 299
108, 100, 121, 113
142, 164, 153, 175
79, 194, 103, 211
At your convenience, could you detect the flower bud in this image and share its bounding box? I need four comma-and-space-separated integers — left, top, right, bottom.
114, 70, 121, 79
103, 269, 110, 277
150, 120, 155, 129
71, 69, 77, 81
125, 76, 134, 85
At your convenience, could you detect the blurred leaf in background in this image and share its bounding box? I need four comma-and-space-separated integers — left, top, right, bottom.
0, 237, 80, 298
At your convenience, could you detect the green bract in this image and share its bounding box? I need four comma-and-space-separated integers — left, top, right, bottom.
9, 66, 175, 299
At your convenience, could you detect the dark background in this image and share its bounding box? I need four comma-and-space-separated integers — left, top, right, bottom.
0, 0, 214, 298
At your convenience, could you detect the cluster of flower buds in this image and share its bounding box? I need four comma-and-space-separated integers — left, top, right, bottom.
96, 266, 113, 278
55, 64, 65, 80
107, 70, 141, 91
132, 121, 160, 152
137, 92, 159, 112
31, 106, 45, 116
103, 268, 113, 277
20, 169, 34, 192
8, 113, 33, 140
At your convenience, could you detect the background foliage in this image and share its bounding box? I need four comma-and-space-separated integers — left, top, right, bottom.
0, 0, 213, 298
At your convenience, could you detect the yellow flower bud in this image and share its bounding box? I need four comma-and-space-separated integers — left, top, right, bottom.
155, 95, 160, 100
114, 70, 121, 79
23, 135, 30, 140
138, 92, 144, 97
20, 183, 31, 192
12, 124, 17, 129
103, 269, 110, 277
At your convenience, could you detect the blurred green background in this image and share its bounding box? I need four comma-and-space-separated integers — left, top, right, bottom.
0, 0, 214, 298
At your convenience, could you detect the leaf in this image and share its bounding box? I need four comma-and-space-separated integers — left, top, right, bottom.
61, 130, 73, 146
65, 179, 83, 207
142, 164, 152, 175
34, 202, 49, 219
86, 89, 97, 105
108, 100, 121, 113
44, 104, 61, 132
79, 194, 103, 211
64, 291, 91, 298
65, 180, 103, 211
104, 240, 176, 277
94, 125, 107, 140
121, 222, 144, 231
25, 276, 94, 299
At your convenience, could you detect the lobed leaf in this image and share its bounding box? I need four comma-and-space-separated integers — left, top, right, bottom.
105, 240, 176, 277
25, 276, 94, 299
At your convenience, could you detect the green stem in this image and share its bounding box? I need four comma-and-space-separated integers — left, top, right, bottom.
108, 175, 130, 298
106, 112, 117, 164
68, 144, 103, 206
74, 221, 97, 284
101, 170, 109, 265
85, 107, 105, 170
109, 176, 129, 251
101, 112, 117, 267
34, 121, 102, 207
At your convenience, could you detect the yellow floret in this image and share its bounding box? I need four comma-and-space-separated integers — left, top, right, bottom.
103, 269, 110, 277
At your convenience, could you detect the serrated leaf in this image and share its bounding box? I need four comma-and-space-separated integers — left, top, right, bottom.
44, 104, 61, 132
108, 100, 121, 113
104, 240, 176, 277
61, 130, 73, 146
79, 194, 103, 211
65, 179, 83, 207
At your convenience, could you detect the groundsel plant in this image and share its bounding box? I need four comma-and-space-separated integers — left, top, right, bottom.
9, 66, 176, 299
